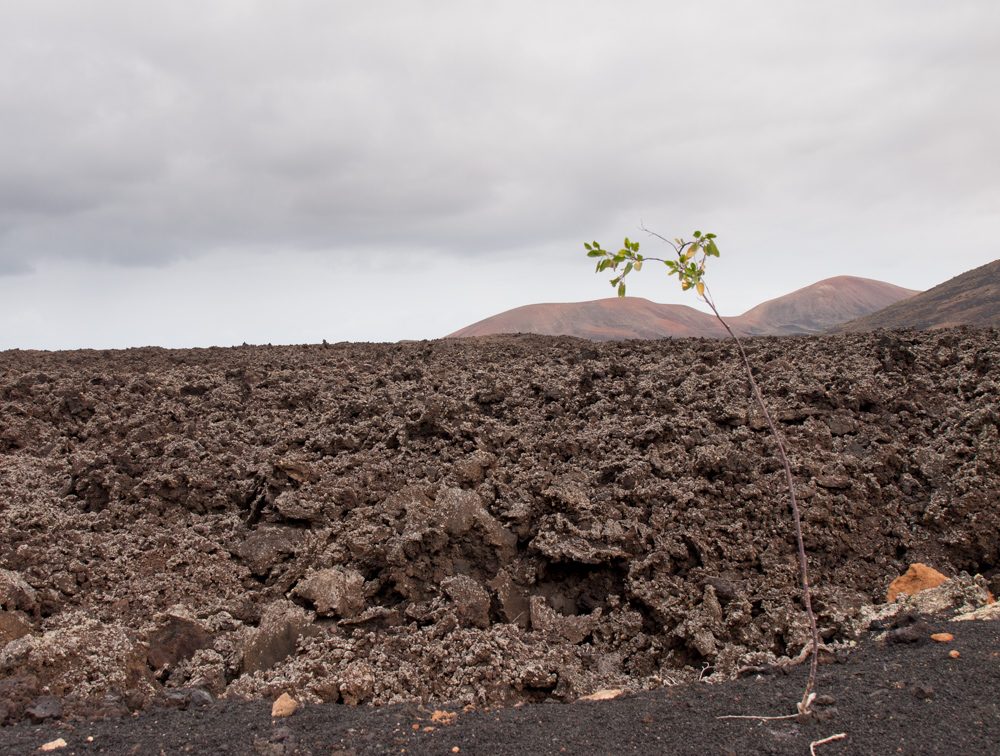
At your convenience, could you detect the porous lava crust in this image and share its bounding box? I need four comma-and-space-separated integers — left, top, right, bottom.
0, 329, 997, 724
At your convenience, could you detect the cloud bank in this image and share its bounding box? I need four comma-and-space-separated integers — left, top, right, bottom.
1, 1, 998, 347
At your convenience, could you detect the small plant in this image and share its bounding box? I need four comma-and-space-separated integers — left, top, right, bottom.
585, 229, 821, 716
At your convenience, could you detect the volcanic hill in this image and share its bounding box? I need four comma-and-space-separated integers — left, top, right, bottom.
449, 276, 918, 340
835, 258, 1000, 332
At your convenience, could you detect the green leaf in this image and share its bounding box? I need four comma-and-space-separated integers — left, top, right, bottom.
584, 242, 593, 250
617, 281, 626, 297
586, 249, 603, 257
623, 262, 633, 276
693, 230, 702, 238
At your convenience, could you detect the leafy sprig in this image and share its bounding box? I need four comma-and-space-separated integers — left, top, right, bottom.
585, 231, 720, 299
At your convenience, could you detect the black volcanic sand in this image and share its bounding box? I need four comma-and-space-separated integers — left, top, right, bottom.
1, 330, 998, 749
2, 613, 998, 755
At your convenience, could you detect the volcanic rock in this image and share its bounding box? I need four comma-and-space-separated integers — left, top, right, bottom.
241, 601, 317, 675
236, 526, 299, 577
887, 564, 950, 602
146, 614, 213, 673
339, 660, 375, 705
441, 575, 491, 629
25, 695, 62, 723
0, 329, 998, 714
271, 692, 298, 718
291, 567, 365, 619
0, 611, 32, 647
529, 597, 601, 644
0, 570, 37, 614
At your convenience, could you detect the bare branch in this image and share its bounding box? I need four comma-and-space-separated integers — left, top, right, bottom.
810, 733, 847, 756
639, 223, 680, 253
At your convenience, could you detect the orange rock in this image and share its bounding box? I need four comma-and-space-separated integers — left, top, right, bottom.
887, 563, 949, 602
931, 632, 954, 643
271, 692, 299, 718
579, 689, 625, 702
38, 739, 67, 752
431, 710, 458, 726
949, 650, 961, 659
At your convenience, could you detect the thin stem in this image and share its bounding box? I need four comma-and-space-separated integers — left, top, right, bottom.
701, 284, 820, 712
640, 224, 680, 253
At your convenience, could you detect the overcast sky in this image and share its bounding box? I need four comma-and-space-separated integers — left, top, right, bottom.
2, 1, 998, 349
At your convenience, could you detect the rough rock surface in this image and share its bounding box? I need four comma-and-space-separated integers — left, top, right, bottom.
0, 329, 997, 724
887, 562, 950, 602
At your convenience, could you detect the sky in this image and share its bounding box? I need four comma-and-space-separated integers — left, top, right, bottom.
1, 1, 998, 350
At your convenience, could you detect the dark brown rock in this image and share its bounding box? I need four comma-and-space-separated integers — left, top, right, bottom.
291, 567, 365, 619
146, 615, 213, 672
236, 526, 299, 577
26, 695, 63, 723
0, 611, 32, 647
241, 601, 318, 675
441, 575, 491, 629
0, 570, 37, 614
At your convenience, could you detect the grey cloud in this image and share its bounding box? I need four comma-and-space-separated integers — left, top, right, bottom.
0, 0, 997, 280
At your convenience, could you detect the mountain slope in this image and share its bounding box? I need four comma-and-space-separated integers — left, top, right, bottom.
835, 259, 1000, 332
449, 276, 919, 340
731, 276, 920, 335
448, 298, 727, 341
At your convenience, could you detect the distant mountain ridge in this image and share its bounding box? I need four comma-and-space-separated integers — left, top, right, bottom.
834, 259, 1000, 333
449, 276, 919, 340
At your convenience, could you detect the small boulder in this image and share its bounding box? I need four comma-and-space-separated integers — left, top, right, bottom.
272, 491, 325, 523
236, 527, 298, 578
0, 611, 32, 648
291, 567, 365, 619
453, 451, 495, 487
529, 597, 601, 644
488, 571, 530, 628
339, 661, 375, 705
887, 563, 949, 602
441, 575, 491, 629
25, 696, 62, 723
578, 689, 624, 702
271, 692, 298, 718
38, 739, 67, 752
0, 570, 37, 614
146, 615, 212, 672
241, 601, 317, 675
954, 603, 1000, 622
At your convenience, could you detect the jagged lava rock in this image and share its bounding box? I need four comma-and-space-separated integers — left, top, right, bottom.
0, 329, 997, 717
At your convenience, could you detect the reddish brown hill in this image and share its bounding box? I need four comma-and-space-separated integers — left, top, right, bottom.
835, 259, 1000, 332
448, 298, 727, 341
449, 276, 918, 340
731, 276, 920, 336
